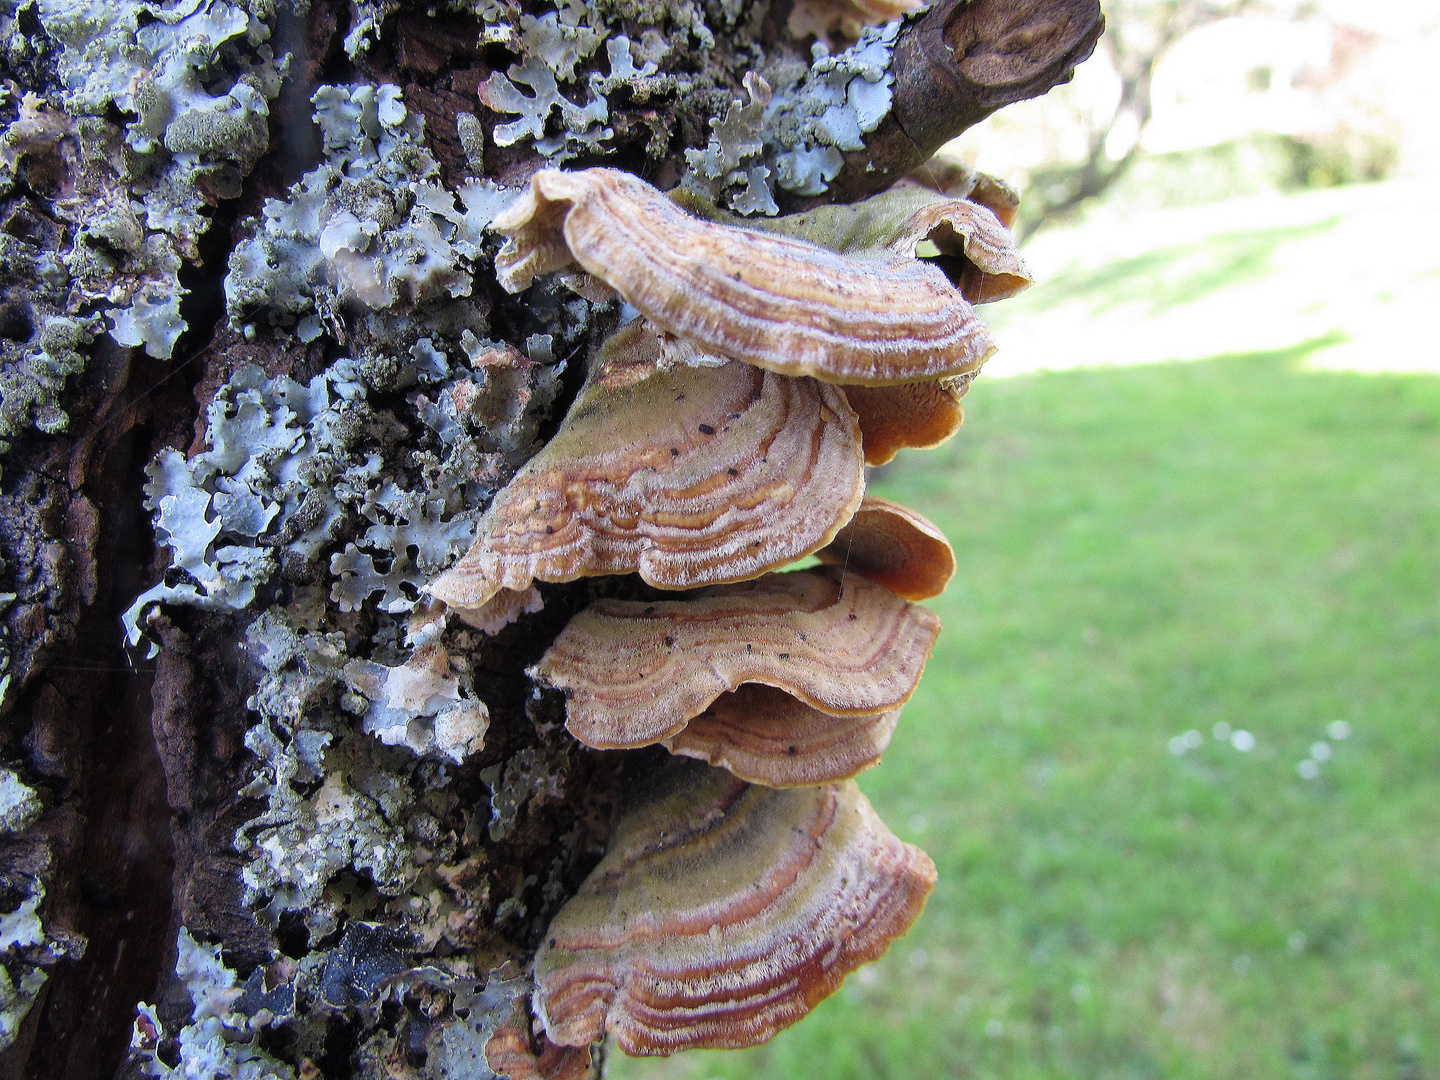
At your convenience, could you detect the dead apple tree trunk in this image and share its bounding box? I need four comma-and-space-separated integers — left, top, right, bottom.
0, 0, 1100, 1075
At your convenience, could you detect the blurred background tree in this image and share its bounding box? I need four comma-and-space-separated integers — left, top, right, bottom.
949, 0, 1427, 238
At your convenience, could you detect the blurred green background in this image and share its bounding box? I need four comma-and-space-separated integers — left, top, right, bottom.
612, 2, 1439, 1076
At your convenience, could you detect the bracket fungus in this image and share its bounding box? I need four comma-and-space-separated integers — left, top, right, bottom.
427, 323, 865, 620
485, 999, 596, 1080
530, 568, 940, 752
817, 495, 956, 601
742, 185, 1031, 305
491, 167, 997, 386
843, 372, 974, 465
661, 684, 902, 788
533, 760, 936, 1055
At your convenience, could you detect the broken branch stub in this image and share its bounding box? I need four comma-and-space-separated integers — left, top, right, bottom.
427, 323, 865, 618
534, 761, 936, 1055
492, 168, 997, 386
825, 0, 1106, 202
530, 568, 940, 750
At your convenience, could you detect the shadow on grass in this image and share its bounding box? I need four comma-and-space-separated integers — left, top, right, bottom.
1015, 217, 1342, 318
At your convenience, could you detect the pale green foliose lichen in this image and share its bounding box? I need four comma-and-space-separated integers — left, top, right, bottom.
123, 340, 557, 656
683, 19, 901, 211
131, 928, 297, 1080
32, 0, 286, 357
767, 21, 900, 194
0, 769, 40, 834
0, 873, 85, 1050
472, 0, 684, 164
0, 769, 73, 1051
227, 84, 508, 335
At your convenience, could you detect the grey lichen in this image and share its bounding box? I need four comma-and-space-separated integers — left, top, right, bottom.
682, 19, 902, 210
35, 0, 286, 355
131, 928, 297, 1080
227, 84, 503, 336
0, 833, 86, 1050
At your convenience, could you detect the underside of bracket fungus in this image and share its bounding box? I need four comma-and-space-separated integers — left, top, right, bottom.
428, 322, 864, 618
530, 568, 940, 751
534, 761, 936, 1055
843, 372, 974, 465
661, 684, 901, 787
817, 495, 956, 601
491, 168, 997, 386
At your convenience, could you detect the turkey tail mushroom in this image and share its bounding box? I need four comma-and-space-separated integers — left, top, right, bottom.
843, 372, 975, 465
816, 495, 956, 601
428, 323, 865, 621
739, 184, 1032, 304
534, 760, 936, 1056
662, 684, 902, 788
529, 568, 939, 754
491, 167, 996, 386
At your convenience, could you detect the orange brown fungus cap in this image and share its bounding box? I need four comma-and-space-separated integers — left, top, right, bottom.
529, 568, 940, 750
533, 760, 936, 1056
661, 683, 900, 788
788, 0, 922, 43
817, 495, 956, 601
427, 324, 865, 617
843, 371, 974, 465
492, 167, 995, 387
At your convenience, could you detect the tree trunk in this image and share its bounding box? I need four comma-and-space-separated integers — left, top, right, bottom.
0, 0, 1100, 1074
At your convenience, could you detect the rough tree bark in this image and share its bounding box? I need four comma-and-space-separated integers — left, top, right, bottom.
0, 0, 1100, 1075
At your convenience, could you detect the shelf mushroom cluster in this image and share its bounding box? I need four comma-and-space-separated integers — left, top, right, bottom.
424, 166, 1031, 1065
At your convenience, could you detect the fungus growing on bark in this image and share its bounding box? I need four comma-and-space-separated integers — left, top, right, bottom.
898, 158, 1022, 228
485, 998, 595, 1079
428, 323, 864, 620
534, 760, 936, 1055
530, 568, 940, 751
843, 373, 974, 465
787, 0, 922, 46
817, 495, 956, 600
741, 185, 1031, 304
661, 684, 901, 787
491, 168, 996, 386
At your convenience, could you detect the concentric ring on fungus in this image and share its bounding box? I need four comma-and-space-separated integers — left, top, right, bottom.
534, 760, 936, 1055
661, 683, 901, 788
529, 567, 941, 751
491, 167, 996, 386
427, 323, 865, 620
741, 185, 1031, 304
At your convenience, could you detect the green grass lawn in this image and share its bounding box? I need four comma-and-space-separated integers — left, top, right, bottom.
610, 346, 1440, 1080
